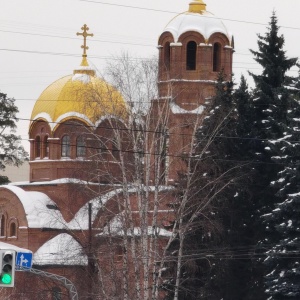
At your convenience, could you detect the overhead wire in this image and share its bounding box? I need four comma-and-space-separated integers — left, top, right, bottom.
17, 117, 300, 145
1, 3, 299, 276
13, 118, 300, 167
1, 3, 299, 153
77, 0, 300, 31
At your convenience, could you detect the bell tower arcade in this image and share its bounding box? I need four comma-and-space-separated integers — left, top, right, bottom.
151, 0, 234, 184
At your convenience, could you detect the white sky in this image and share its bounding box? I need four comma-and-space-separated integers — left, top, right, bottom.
1, 0, 300, 152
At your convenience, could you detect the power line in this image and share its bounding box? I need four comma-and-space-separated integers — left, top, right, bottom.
14, 121, 300, 166
17, 117, 300, 146
0, 46, 253, 59
77, 0, 300, 31
0, 47, 297, 76
0, 29, 154, 48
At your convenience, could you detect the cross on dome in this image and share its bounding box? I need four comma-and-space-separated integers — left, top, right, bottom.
76, 24, 94, 67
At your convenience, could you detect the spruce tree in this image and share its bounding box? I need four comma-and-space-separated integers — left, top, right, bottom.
164, 70, 239, 300
0, 92, 28, 182
261, 44, 300, 300
263, 96, 300, 299
246, 11, 297, 235
244, 11, 298, 298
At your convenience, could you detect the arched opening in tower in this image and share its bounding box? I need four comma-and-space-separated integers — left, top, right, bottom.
213, 42, 221, 72
164, 42, 171, 71
186, 41, 197, 70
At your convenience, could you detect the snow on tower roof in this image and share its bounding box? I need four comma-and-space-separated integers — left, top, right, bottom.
164, 10, 232, 43
162, 0, 232, 44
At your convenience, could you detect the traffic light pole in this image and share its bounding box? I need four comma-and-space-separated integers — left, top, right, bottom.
19, 266, 78, 300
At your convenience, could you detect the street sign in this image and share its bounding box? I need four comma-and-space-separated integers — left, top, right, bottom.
0, 242, 33, 271
16, 252, 33, 269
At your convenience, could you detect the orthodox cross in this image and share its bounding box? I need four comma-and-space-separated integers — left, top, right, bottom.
76, 24, 93, 57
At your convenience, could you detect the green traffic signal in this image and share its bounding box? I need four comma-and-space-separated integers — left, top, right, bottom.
0, 250, 16, 287
1, 273, 12, 284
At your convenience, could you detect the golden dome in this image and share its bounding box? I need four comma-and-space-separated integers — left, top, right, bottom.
30, 67, 127, 130
30, 24, 127, 131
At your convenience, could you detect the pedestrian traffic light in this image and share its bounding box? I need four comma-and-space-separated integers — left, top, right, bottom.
0, 250, 16, 287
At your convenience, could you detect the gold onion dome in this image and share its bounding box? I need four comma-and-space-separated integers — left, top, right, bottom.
163, 0, 232, 44
30, 25, 127, 131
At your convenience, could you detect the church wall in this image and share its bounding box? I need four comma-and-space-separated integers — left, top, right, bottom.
3, 265, 89, 300
0, 188, 29, 249
20, 182, 116, 222
5, 2, 234, 299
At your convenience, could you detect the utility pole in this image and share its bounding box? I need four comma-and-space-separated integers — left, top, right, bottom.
87, 202, 96, 300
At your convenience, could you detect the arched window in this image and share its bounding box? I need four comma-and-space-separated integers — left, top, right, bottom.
186, 41, 197, 70
111, 138, 120, 160
35, 136, 41, 158
213, 42, 221, 72
43, 136, 49, 158
9, 222, 16, 237
164, 42, 171, 71
0, 215, 6, 237
76, 136, 86, 157
61, 135, 71, 158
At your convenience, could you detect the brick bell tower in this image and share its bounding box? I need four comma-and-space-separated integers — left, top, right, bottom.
151, 0, 234, 184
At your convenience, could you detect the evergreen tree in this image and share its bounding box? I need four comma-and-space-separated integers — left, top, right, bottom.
163, 70, 239, 300
191, 70, 238, 299
263, 96, 300, 299
0, 175, 10, 185
165, 12, 299, 299
243, 11, 298, 298
0, 92, 28, 182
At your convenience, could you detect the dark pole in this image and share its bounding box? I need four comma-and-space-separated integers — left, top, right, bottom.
87, 202, 93, 300
88, 202, 92, 253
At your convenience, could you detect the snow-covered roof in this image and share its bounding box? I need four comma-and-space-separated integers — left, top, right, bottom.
33, 233, 88, 266
69, 185, 174, 230
3, 185, 62, 229
5, 182, 174, 231
0, 241, 32, 253
163, 11, 232, 43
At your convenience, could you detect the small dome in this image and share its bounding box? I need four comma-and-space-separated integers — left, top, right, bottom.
163, 0, 231, 44
30, 64, 127, 130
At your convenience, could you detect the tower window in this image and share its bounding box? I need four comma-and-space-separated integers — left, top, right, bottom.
61, 135, 71, 157
111, 138, 120, 160
0, 215, 6, 237
186, 41, 197, 70
9, 222, 16, 237
35, 136, 41, 158
164, 42, 171, 71
76, 136, 86, 157
98, 138, 108, 154
43, 135, 49, 158
213, 42, 221, 72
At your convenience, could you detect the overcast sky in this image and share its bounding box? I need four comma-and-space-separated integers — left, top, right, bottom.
1, 0, 300, 152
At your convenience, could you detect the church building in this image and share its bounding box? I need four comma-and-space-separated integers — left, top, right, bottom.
0, 1, 233, 299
